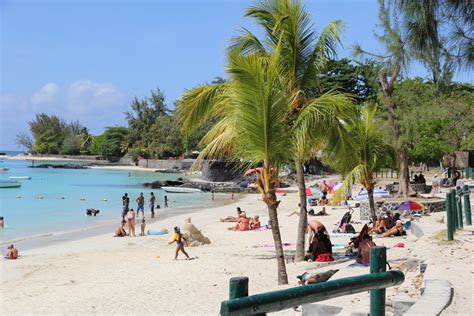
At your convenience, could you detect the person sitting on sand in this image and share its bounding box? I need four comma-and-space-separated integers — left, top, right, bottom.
221, 207, 244, 222
140, 218, 146, 236
86, 208, 100, 216
307, 220, 326, 246
228, 213, 250, 231
126, 208, 136, 237
308, 208, 328, 216
250, 215, 261, 229
382, 220, 405, 237
114, 220, 128, 237
369, 214, 387, 234
318, 196, 329, 206
5, 245, 18, 260
169, 226, 190, 260
305, 227, 333, 262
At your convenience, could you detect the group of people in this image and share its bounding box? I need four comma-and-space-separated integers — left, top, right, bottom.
221, 207, 263, 231
369, 210, 406, 237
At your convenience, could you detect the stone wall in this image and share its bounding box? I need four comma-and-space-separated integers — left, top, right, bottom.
359, 199, 445, 220
137, 159, 195, 170
201, 160, 242, 182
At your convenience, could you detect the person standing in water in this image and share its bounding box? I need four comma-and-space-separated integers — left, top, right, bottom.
169, 226, 190, 260
149, 192, 156, 218
122, 193, 130, 220
136, 192, 145, 218
164, 195, 169, 208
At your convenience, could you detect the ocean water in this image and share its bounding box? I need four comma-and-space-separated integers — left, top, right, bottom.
0, 158, 212, 242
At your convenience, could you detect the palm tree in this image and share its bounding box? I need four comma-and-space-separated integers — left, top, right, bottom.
186, 46, 293, 284
325, 104, 396, 223
229, 0, 349, 262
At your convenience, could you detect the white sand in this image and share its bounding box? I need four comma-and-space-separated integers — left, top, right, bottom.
1, 182, 472, 315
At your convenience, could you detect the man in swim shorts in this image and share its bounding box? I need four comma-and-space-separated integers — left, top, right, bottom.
149, 192, 155, 218
122, 193, 130, 220
5, 245, 18, 259
136, 192, 145, 218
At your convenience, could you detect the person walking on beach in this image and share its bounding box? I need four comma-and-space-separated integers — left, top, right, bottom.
149, 192, 156, 218
136, 192, 145, 218
321, 180, 329, 197
122, 193, 130, 220
169, 226, 190, 260
164, 195, 169, 208
126, 208, 136, 237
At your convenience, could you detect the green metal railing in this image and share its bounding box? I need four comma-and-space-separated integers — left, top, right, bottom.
446, 184, 472, 240
220, 247, 404, 316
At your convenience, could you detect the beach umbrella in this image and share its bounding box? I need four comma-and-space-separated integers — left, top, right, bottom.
355, 189, 391, 200
305, 187, 313, 196
244, 167, 263, 176
332, 182, 343, 192
398, 201, 425, 211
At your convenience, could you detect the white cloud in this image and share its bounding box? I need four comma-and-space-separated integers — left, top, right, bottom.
66, 80, 128, 114
30, 82, 59, 108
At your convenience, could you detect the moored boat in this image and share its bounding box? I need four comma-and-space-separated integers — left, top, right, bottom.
0, 180, 22, 188
9, 176, 31, 180
161, 186, 202, 193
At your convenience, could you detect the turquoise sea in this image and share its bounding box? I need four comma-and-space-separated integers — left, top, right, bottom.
0, 158, 212, 242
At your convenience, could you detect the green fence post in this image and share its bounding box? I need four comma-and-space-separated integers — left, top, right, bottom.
446, 192, 454, 241
370, 246, 387, 316
456, 187, 464, 229
450, 189, 458, 230
463, 185, 472, 226
229, 277, 249, 300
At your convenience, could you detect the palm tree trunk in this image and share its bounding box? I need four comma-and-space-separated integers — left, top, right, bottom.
265, 191, 289, 285
295, 161, 307, 262
367, 187, 377, 223
398, 145, 410, 197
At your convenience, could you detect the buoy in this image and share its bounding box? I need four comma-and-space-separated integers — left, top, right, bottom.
80, 197, 85, 200
60, 197, 65, 199
102, 198, 108, 201
38, 196, 44, 199
16, 195, 21, 199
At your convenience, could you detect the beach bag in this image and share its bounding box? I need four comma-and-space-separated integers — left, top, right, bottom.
356, 239, 376, 265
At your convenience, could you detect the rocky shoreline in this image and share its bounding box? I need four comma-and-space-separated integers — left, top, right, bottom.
143, 179, 258, 193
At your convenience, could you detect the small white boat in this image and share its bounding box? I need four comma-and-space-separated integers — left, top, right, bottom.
161, 186, 202, 193
0, 180, 22, 188
9, 176, 31, 180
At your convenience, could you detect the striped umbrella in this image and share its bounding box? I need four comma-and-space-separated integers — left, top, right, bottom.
398, 200, 425, 211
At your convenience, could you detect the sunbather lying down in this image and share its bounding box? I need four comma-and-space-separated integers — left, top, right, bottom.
297, 269, 339, 285
221, 207, 245, 222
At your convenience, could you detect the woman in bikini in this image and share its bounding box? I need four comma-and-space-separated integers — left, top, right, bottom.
126, 208, 136, 237
169, 226, 190, 260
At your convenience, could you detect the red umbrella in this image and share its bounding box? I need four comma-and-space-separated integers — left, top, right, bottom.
244, 167, 263, 176
398, 201, 425, 211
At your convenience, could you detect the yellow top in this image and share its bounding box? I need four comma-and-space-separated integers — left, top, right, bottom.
172, 233, 180, 242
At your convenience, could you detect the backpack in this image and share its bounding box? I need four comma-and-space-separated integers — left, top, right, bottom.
344, 224, 356, 234
356, 238, 376, 265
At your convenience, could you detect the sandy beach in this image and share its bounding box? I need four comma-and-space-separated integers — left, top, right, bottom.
1, 177, 472, 315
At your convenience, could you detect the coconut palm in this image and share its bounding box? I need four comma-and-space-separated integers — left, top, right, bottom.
229, 0, 350, 261
325, 104, 396, 223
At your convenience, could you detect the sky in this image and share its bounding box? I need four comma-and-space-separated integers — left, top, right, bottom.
0, 0, 472, 150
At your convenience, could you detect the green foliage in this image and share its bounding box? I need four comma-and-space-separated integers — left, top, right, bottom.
148, 116, 184, 158
61, 134, 82, 155
90, 127, 129, 159
24, 113, 86, 155
392, 78, 474, 163
311, 59, 380, 104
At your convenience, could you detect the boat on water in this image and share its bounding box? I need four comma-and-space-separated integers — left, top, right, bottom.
0, 180, 22, 188
9, 176, 31, 180
161, 186, 202, 193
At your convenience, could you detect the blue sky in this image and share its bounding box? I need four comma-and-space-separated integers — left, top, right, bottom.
1, 0, 471, 150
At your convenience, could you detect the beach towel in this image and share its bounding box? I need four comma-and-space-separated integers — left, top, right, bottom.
330, 233, 356, 238
332, 243, 348, 250
240, 227, 271, 232
253, 242, 295, 248
147, 230, 169, 235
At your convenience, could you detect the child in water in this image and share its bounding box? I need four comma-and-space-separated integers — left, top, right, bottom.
169, 226, 190, 260
140, 218, 146, 236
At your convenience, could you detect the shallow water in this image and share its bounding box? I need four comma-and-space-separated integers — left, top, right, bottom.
0, 159, 212, 242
